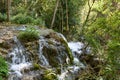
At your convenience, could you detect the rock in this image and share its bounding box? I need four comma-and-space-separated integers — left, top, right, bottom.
0, 26, 74, 80
41, 31, 73, 67
23, 29, 73, 67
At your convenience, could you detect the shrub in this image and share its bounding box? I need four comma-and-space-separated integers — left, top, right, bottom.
12, 14, 34, 24
33, 18, 45, 26
18, 27, 39, 42
0, 13, 7, 22
0, 56, 8, 79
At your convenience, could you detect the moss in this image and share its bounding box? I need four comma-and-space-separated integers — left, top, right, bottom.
46, 32, 73, 64
18, 27, 39, 42
42, 69, 58, 80
52, 33, 74, 64
33, 63, 40, 70
56, 67, 61, 74
63, 42, 73, 64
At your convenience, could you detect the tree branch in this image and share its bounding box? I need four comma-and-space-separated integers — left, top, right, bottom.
80, 0, 96, 35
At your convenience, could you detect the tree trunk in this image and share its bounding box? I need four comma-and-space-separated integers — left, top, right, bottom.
7, 0, 11, 22
51, 0, 60, 29
66, 0, 69, 31
61, 5, 64, 33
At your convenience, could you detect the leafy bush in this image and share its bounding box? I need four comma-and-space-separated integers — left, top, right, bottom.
0, 76, 2, 80
18, 27, 39, 42
33, 18, 45, 26
80, 1, 120, 79
0, 13, 7, 22
0, 56, 8, 79
12, 14, 34, 24
83, 9, 120, 80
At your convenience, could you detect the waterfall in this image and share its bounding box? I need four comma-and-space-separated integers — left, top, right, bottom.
8, 36, 50, 80
8, 36, 32, 80
38, 36, 49, 66
57, 42, 85, 80
5, 27, 87, 80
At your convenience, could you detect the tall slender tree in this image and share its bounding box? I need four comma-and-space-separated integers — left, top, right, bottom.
65, 0, 69, 31
51, 0, 60, 29
7, 0, 11, 22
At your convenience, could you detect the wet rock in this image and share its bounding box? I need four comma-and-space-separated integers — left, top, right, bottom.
0, 26, 74, 80
23, 29, 73, 67
43, 44, 67, 67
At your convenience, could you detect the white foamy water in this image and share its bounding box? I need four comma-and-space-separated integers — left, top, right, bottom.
68, 42, 84, 55
8, 36, 32, 79
58, 42, 86, 80
10, 63, 31, 71
10, 63, 31, 78
58, 70, 68, 80
39, 37, 49, 66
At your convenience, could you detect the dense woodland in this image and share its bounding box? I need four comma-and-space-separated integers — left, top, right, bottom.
0, 0, 120, 80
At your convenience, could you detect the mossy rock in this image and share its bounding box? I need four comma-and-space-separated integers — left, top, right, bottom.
63, 41, 73, 64
42, 69, 57, 80
33, 63, 40, 70
42, 45, 62, 67
41, 31, 73, 67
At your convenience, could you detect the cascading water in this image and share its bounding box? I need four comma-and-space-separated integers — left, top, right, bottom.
8, 36, 32, 80
6, 27, 86, 80
8, 36, 51, 80
38, 36, 49, 66
57, 35, 85, 80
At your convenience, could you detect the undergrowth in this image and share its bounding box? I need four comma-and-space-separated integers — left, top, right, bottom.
18, 26, 39, 42
0, 56, 8, 80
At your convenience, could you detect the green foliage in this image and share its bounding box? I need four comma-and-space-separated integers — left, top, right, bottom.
0, 76, 2, 80
0, 0, 6, 14
18, 27, 39, 42
0, 13, 7, 22
12, 14, 34, 24
11, 13, 45, 26
33, 63, 40, 70
0, 56, 8, 79
51, 0, 85, 32
81, 0, 120, 79
42, 69, 57, 80
33, 18, 45, 26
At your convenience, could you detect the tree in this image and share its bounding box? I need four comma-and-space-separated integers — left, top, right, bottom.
80, 0, 96, 35
0, 0, 6, 13
81, 0, 120, 79
51, 0, 60, 29
7, 0, 11, 22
